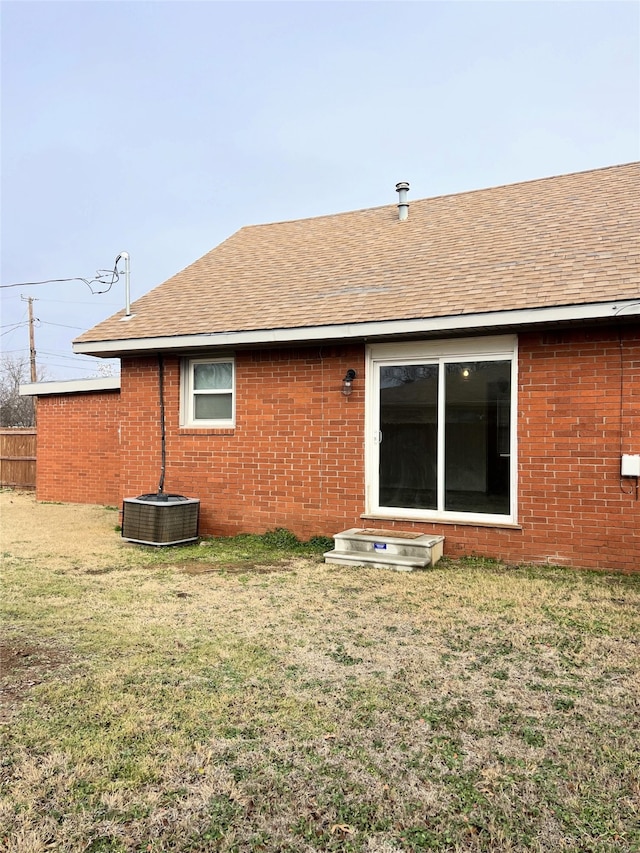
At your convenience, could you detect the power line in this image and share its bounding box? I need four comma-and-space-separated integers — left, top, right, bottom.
0, 320, 29, 330
0, 274, 117, 292
0, 307, 28, 329
0, 256, 121, 294
1, 322, 29, 337
2, 314, 100, 338
35, 347, 118, 360
36, 361, 116, 373
2, 349, 99, 361
32, 297, 121, 306
37, 350, 106, 363
39, 320, 86, 331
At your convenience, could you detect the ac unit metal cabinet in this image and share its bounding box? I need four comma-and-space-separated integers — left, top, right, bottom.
121, 494, 200, 546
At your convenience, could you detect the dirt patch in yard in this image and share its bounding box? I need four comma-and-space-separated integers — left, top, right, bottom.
0, 491, 127, 721
0, 639, 71, 724
176, 558, 297, 575
0, 490, 124, 569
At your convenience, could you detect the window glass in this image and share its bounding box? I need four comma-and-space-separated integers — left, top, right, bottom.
444, 361, 511, 514
194, 394, 233, 420
194, 362, 232, 390
379, 364, 438, 509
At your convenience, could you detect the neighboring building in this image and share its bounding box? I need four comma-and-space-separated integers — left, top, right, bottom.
20, 378, 121, 507
23, 163, 640, 570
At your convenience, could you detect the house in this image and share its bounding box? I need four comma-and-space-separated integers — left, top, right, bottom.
23, 163, 640, 571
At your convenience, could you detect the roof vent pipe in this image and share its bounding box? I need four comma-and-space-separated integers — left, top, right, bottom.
396, 182, 410, 221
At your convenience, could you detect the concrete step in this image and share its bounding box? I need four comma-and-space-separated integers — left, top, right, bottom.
324, 528, 444, 572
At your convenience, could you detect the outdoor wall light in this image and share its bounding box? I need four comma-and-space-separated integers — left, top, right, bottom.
460, 365, 474, 380
342, 369, 357, 396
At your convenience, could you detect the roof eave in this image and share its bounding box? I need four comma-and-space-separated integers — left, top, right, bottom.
20, 377, 121, 397
73, 300, 640, 358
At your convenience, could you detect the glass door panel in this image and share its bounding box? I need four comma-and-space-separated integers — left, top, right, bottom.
444, 361, 511, 514
378, 364, 438, 509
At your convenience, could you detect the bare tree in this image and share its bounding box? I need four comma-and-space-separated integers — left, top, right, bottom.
91, 360, 119, 378
0, 354, 42, 427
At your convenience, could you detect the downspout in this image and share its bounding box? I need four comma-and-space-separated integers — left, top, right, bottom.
157, 354, 166, 497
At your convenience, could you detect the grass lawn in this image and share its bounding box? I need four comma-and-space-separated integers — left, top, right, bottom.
1, 521, 639, 852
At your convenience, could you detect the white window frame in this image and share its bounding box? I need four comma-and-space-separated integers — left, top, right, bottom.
180, 356, 235, 428
365, 335, 518, 525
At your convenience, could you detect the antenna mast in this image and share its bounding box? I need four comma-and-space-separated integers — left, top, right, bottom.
116, 252, 131, 316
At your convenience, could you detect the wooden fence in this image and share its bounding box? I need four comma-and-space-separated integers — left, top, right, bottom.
0, 429, 36, 490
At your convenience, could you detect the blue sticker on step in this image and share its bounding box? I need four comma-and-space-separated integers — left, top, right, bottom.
374, 543, 387, 551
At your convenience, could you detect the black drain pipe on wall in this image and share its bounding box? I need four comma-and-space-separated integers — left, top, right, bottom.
157, 354, 167, 497
120, 345, 200, 545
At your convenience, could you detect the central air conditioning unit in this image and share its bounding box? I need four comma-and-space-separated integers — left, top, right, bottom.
121, 493, 200, 546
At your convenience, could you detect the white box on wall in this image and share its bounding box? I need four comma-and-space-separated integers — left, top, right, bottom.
621, 454, 640, 477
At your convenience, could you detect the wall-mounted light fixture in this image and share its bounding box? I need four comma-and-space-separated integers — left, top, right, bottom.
460, 365, 474, 381
342, 369, 357, 396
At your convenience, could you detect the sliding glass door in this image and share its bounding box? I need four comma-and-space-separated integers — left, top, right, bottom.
370, 338, 516, 522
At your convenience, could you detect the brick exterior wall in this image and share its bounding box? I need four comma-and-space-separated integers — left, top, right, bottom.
35, 390, 121, 506
431, 327, 639, 572
35, 326, 640, 571
118, 345, 365, 541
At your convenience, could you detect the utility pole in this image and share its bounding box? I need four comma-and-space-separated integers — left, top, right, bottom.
21, 296, 37, 381
27, 297, 37, 382
20, 295, 37, 427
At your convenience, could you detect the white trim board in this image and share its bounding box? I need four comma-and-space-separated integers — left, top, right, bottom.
19, 377, 121, 397
72, 300, 640, 357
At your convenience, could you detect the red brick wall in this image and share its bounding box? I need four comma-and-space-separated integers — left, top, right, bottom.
35, 326, 640, 571
118, 346, 365, 541
35, 390, 121, 506
514, 327, 639, 571
393, 327, 640, 572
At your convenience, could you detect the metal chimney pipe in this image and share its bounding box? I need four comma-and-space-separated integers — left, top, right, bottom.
396, 182, 410, 221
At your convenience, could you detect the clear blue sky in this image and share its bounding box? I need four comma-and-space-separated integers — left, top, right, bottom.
2, 0, 638, 379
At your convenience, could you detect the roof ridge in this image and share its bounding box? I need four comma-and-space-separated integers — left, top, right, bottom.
241, 161, 640, 229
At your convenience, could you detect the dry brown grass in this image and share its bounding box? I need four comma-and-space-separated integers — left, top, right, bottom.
1, 492, 639, 852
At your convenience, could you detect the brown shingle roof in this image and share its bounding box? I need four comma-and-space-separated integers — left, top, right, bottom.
75, 162, 640, 346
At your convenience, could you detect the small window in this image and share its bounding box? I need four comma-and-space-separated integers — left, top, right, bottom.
182, 357, 234, 427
